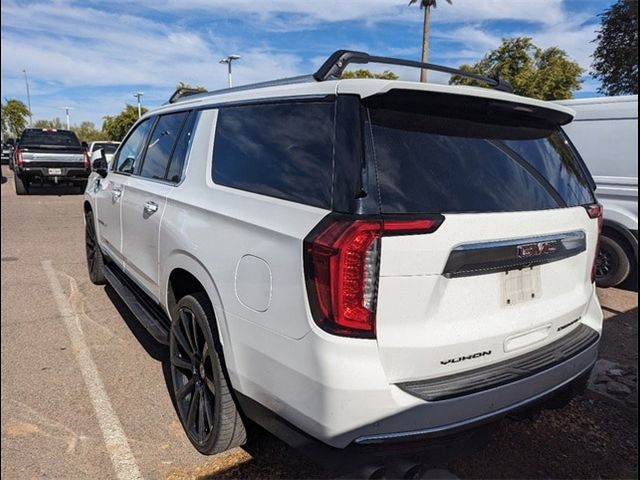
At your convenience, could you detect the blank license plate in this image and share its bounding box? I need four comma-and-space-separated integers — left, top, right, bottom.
48, 168, 62, 175
500, 266, 541, 306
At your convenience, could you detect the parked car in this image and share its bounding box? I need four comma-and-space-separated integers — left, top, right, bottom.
1, 141, 14, 164
89, 141, 120, 165
557, 95, 638, 287
13, 128, 90, 195
83, 51, 603, 460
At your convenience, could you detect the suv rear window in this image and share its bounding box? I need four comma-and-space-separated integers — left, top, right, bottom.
366, 96, 594, 214
212, 101, 335, 209
20, 130, 81, 148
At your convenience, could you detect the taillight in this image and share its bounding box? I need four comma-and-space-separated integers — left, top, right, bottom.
15, 148, 23, 167
83, 149, 90, 170
304, 213, 444, 338
585, 204, 603, 283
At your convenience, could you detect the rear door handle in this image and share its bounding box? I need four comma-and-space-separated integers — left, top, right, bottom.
144, 201, 159, 215
112, 186, 122, 201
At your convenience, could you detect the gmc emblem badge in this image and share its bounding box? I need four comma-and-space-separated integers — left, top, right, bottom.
517, 241, 558, 258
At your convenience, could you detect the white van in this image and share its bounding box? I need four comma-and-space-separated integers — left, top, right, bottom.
558, 95, 638, 287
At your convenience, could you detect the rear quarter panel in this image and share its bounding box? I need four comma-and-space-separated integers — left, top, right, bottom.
159, 109, 328, 380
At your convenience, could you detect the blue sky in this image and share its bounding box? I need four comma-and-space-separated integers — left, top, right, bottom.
1, 0, 616, 128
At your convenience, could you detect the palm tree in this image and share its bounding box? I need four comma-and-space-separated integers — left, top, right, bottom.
409, 0, 452, 82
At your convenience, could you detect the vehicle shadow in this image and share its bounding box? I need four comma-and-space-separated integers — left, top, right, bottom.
1, 175, 6, 184
26, 185, 84, 196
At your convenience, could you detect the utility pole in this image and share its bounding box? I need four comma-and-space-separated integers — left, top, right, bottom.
133, 92, 144, 118
219, 55, 241, 88
22, 69, 33, 126
61, 106, 72, 129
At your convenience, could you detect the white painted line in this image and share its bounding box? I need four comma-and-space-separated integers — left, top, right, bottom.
42, 260, 143, 480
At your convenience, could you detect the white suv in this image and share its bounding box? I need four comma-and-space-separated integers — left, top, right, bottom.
84, 51, 603, 457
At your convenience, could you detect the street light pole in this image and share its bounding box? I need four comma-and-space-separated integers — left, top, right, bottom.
219, 55, 241, 88
133, 92, 144, 118
61, 106, 72, 129
22, 69, 33, 126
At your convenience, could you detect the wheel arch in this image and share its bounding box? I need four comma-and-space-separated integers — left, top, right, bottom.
162, 251, 237, 375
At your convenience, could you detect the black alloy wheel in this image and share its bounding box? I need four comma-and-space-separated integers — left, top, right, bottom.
169, 293, 246, 454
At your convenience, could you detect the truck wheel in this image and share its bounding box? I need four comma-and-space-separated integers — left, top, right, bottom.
14, 174, 29, 195
595, 235, 631, 288
169, 293, 247, 455
85, 210, 106, 285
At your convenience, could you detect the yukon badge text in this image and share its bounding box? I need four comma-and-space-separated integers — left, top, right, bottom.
441, 350, 492, 365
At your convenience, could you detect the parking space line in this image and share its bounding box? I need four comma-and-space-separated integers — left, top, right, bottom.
42, 260, 143, 480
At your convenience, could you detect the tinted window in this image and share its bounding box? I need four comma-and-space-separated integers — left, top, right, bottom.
368, 107, 594, 214
212, 102, 335, 208
115, 119, 153, 174
140, 112, 188, 180
166, 111, 197, 183
503, 135, 594, 206
20, 130, 81, 148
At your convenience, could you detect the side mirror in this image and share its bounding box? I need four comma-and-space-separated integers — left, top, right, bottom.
92, 150, 108, 178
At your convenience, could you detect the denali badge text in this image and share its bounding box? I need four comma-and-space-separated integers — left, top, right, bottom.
516, 240, 558, 258
441, 350, 492, 365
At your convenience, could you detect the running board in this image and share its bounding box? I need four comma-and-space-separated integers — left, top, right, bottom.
103, 264, 170, 344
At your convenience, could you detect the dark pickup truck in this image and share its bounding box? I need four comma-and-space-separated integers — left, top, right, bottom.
12, 129, 90, 195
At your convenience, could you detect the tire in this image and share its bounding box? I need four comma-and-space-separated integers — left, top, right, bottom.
14, 174, 29, 195
595, 234, 631, 288
85, 210, 107, 285
169, 293, 246, 455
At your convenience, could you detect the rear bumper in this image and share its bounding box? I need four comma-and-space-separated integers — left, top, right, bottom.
17, 165, 89, 182
231, 290, 602, 449
353, 338, 597, 445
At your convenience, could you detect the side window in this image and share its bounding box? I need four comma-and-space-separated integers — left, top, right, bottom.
166, 111, 197, 183
115, 118, 153, 174
212, 102, 335, 208
139, 112, 188, 181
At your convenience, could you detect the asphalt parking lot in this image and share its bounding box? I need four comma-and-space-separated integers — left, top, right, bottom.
1, 165, 637, 479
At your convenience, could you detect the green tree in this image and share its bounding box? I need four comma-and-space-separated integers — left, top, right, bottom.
1, 99, 31, 139
591, 0, 638, 96
449, 37, 583, 100
33, 118, 66, 129
176, 82, 207, 92
74, 121, 105, 144
341, 69, 399, 80
102, 104, 148, 141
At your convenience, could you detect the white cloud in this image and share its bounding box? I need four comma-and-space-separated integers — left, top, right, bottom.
106, 0, 568, 27
0, 0, 606, 124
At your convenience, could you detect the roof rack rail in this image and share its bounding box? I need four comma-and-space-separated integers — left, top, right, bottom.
314, 50, 513, 93
166, 49, 513, 103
